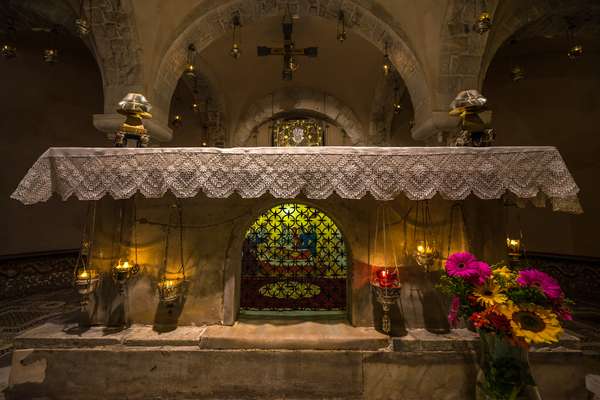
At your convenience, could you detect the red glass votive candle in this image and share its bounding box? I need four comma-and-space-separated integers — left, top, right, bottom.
375, 268, 398, 288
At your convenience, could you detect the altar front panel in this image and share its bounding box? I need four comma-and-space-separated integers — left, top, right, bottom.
83, 194, 501, 330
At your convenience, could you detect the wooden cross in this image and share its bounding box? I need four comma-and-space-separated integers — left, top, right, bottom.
257, 12, 318, 80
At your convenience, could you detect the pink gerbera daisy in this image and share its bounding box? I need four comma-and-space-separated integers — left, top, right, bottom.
517, 268, 562, 300
448, 296, 461, 328
466, 261, 492, 286
445, 252, 480, 280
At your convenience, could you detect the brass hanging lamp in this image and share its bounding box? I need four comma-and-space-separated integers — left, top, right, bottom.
508, 38, 525, 82
337, 10, 347, 43
43, 26, 59, 63
567, 22, 583, 60
157, 204, 187, 309
74, 203, 101, 311
111, 200, 140, 291
1, 17, 17, 59
392, 78, 403, 114
184, 44, 197, 77
75, 0, 91, 36
370, 205, 402, 334
230, 13, 242, 59
382, 42, 392, 76
411, 200, 439, 271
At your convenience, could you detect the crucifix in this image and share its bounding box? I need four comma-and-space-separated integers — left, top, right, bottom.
257, 12, 318, 80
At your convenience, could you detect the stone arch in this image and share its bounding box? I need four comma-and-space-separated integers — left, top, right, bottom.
478, 0, 600, 89
150, 0, 432, 140
235, 88, 363, 146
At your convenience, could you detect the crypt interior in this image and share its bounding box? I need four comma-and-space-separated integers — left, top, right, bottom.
0, 0, 599, 399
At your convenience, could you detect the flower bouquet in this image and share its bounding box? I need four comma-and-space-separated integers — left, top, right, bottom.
438, 252, 572, 400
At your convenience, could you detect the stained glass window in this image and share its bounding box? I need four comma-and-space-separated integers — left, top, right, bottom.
240, 203, 347, 311
272, 118, 324, 147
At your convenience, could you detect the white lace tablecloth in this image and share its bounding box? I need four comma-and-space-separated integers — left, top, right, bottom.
11, 146, 582, 213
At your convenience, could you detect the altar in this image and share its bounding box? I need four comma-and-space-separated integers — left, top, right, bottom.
6, 146, 586, 399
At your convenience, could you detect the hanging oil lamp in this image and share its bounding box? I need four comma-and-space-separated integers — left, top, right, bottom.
510, 65, 525, 82
567, 23, 583, 60
75, 0, 90, 36
171, 114, 183, 127
370, 205, 402, 334
1, 19, 17, 59
506, 237, 522, 263
74, 203, 100, 315
337, 10, 347, 43
473, 12, 491, 34
230, 13, 242, 59
157, 204, 187, 310
411, 200, 439, 271
393, 82, 403, 114
382, 42, 392, 76
184, 44, 196, 77
43, 27, 59, 64
507, 38, 525, 82
111, 201, 140, 292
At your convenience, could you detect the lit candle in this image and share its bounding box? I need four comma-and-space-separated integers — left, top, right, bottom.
78, 270, 90, 279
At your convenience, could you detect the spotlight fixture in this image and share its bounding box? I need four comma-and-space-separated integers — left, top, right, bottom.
230, 13, 242, 59
337, 10, 347, 43
567, 23, 583, 60
191, 102, 200, 113
184, 44, 196, 77
75, 0, 90, 36
1, 18, 17, 59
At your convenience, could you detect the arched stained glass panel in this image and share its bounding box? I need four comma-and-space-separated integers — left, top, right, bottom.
240, 203, 347, 311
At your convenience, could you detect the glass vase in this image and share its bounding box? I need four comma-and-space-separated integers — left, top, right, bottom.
475, 331, 541, 400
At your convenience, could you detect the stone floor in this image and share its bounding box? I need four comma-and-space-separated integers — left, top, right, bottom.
0, 288, 599, 399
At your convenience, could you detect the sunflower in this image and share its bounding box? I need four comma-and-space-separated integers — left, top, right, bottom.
493, 265, 515, 280
474, 281, 508, 307
499, 303, 562, 345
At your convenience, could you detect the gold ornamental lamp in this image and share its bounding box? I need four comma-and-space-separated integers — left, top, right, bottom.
114, 93, 152, 147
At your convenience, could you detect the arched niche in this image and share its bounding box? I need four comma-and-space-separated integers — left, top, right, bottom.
150, 0, 431, 136
239, 202, 349, 316
237, 88, 362, 146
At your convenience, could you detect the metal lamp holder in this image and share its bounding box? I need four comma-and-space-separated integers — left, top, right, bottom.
74, 202, 100, 313
371, 205, 402, 334
157, 204, 187, 311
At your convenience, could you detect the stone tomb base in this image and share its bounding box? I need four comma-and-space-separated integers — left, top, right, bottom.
7, 322, 586, 399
